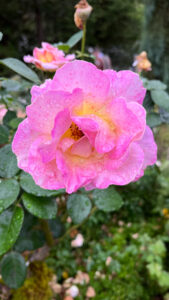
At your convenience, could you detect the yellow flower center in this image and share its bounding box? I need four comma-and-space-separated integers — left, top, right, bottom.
38, 51, 54, 63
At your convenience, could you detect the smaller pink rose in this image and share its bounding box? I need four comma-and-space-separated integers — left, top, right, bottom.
24, 42, 75, 72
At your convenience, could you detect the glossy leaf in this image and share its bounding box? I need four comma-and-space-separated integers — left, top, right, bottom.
151, 90, 169, 112
9, 118, 23, 129
1, 252, 27, 289
144, 79, 167, 91
56, 44, 70, 53
92, 186, 123, 212
0, 179, 20, 213
0, 144, 19, 178
20, 172, 65, 197
22, 192, 57, 219
146, 112, 162, 128
3, 110, 17, 127
14, 213, 45, 252
0, 58, 40, 84
0, 207, 24, 256
3, 110, 17, 126
0, 125, 9, 144
67, 194, 92, 224
67, 31, 83, 48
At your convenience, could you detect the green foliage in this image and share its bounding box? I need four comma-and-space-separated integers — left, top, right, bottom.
0, 58, 40, 83
20, 172, 64, 197
92, 186, 123, 212
12, 262, 53, 300
22, 193, 57, 219
0, 125, 9, 143
67, 193, 92, 224
1, 252, 27, 289
0, 144, 19, 178
151, 90, 169, 112
146, 112, 162, 127
14, 213, 46, 252
0, 207, 24, 255
3, 111, 17, 127
142, 77, 169, 128
0, 179, 20, 213
46, 165, 169, 298
67, 30, 83, 48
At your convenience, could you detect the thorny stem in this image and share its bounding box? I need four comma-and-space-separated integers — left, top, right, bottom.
40, 219, 55, 247
81, 22, 87, 59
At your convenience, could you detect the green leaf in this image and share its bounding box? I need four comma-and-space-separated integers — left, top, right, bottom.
54, 43, 70, 53
67, 31, 83, 48
9, 118, 23, 129
0, 32, 3, 42
3, 110, 17, 127
0, 179, 20, 213
1, 252, 27, 289
0, 144, 19, 178
14, 230, 45, 252
22, 192, 57, 219
0, 58, 40, 84
146, 112, 162, 128
158, 271, 169, 288
1, 79, 21, 92
144, 79, 167, 91
67, 194, 92, 224
147, 262, 162, 277
20, 172, 64, 197
0, 207, 24, 256
14, 213, 45, 252
48, 217, 65, 238
92, 186, 123, 212
148, 240, 166, 257
151, 90, 169, 111
0, 125, 9, 144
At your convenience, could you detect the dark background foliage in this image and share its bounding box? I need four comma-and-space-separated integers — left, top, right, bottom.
0, 0, 143, 69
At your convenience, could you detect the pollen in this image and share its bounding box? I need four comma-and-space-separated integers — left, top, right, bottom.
70, 123, 84, 140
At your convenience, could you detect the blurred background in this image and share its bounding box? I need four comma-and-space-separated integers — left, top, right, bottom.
1, 0, 169, 86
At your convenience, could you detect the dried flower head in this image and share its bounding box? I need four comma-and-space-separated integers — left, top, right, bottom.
74, 0, 93, 29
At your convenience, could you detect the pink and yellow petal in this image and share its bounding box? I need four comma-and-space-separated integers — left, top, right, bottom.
53, 60, 110, 108
94, 143, 144, 188
136, 125, 157, 169
104, 69, 146, 104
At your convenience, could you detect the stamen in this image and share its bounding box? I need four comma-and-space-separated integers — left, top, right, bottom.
70, 123, 84, 140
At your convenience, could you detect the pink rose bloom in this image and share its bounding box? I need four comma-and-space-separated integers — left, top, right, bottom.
24, 42, 75, 72
12, 60, 157, 193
